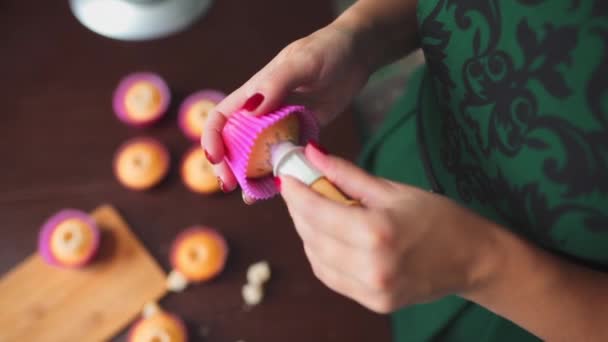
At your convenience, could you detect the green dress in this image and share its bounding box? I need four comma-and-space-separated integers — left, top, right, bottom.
358, 0, 608, 340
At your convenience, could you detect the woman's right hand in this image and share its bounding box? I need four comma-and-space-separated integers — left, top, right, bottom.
202, 22, 373, 202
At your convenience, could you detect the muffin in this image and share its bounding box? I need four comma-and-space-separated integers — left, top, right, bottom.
38, 209, 100, 268
113, 137, 170, 190
113, 72, 170, 127
180, 146, 220, 194
167, 227, 228, 292
128, 305, 187, 342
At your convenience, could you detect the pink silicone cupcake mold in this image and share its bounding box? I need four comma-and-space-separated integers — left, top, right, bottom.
221, 105, 319, 200
38, 209, 101, 268
113, 72, 170, 127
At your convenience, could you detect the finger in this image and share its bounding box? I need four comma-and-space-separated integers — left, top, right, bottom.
281, 176, 377, 248
245, 53, 319, 116
304, 244, 386, 310
202, 83, 252, 163
304, 143, 393, 206
203, 52, 315, 162
201, 65, 269, 162
300, 225, 387, 292
202, 109, 227, 164
212, 161, 238, 192
304, 244, 367, 296
241, 191, 257, 205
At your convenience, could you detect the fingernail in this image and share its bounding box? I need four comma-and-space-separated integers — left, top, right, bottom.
242, 191, 255, 205
307, 140, 328, 155
217, 177, 228, 193
273, 176, 282, 191
242, 93, 264, 112
205, 149, 219, 165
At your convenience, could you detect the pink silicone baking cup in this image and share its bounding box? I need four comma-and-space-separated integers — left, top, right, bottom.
178, 89, 226, 141
38, 209, 101, 268
113, 72, 171, 127
222, 105, 319, 200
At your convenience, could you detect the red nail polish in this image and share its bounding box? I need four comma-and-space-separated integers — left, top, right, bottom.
217, 177, 228, 193
242, 93, 264, 112
205, 149, 218, 164
307, 140, 328, 155
242, 191, 255, 205
273, 176, 282, 191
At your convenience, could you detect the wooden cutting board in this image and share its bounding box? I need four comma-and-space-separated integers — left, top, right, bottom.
0, 205, 168, 342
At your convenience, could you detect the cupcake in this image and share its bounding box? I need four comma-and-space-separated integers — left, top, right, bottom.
178, 90, 225, 141
38, 209, 100, 268
221, 105, 319, 200
180, 145, 220, 194
127, 303, 187, 342
113, 137, 170, 191
167, 227, 228, 292
113, 72, 170, 127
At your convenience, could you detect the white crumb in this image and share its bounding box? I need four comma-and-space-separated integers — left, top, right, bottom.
166, 269, 188, 292
246, 260, 271, 286
142, 301, 161, 318
242, 283, 264, 306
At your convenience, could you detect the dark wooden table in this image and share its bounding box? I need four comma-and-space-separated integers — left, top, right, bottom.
0, 1, 391, 341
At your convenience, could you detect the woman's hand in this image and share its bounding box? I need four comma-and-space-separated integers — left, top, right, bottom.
282, 145, 608, 342
202, 24, 372, 199
278, 143, 504, 313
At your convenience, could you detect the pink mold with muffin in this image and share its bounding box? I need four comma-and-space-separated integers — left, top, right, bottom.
38, 209, 100, 268
221, 105, 319, 200
113, 72, 170, 127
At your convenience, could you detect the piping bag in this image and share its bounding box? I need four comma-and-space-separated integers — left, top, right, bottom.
221, 105, 359, 205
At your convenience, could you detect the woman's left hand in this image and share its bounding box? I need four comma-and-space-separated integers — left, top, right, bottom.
279, 143, 505, 313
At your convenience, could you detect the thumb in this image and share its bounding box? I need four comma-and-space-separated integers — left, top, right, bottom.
304, 142, 393, 206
